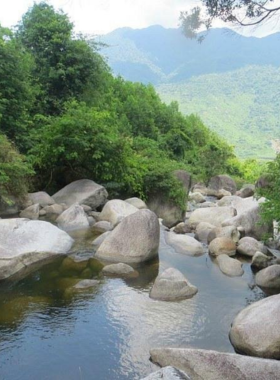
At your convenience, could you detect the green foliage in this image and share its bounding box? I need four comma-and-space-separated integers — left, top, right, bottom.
0, 134, 33, 202
257, 155, 280, 226
0, 25, 35, 149
17, 2, 108, 115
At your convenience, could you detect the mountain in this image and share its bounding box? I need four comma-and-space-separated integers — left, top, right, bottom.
98, 26, 280, 159
99, 25, 280, 84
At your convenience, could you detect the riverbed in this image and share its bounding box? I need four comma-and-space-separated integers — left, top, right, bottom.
0, 228, 264, 380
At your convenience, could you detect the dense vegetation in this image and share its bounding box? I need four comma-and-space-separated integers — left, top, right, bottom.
0, 2, 255, 211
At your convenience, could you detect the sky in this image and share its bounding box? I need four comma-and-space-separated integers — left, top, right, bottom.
0, 0, 280, 37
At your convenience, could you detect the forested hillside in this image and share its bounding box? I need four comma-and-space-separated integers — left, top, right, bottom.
0, 2, 242, 212
100, 26, 280, 159
157, 66, 280, 160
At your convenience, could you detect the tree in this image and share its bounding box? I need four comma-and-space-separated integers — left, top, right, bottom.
0, 25, 35, 149
17, 2, 108, 115
180, 1, 280, 41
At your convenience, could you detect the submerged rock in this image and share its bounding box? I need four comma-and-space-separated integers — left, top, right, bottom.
165, 231, 204, 256
141, 366, 191, 380
56, 204, 90, 231
150, 268, 197, 301
149, 348, 280, 380
73, 279, 100, 290
0, 218, 73, 280
53, 179, 108, 209
96, 209, 160, 263
255, 265, 280, 295
102, 263, 139, 278
99, 199, 138, 227
216, 254, 244, 277
229, 294, 280, 359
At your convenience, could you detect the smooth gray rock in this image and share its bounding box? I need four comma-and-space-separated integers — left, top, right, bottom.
217, 189, 231, 199
43, 203, 64, 215
56, 204, 90, 231
0, 219, 73, 280
102, 263, 138, 278
217, 254, 244, 277
188, 207, 236, 228
28, 191, 55, 207
194, 222, 215, 243
148, 197, 184, 228
251, 251, 270, 270
141, 366, 191, 380
125, 197, 147, 209
222, 204, 270, 240
208, 175, 237, 194
207, 226, 240, 244
81, 204, 92, 212
230, 294, 280, 359
150, 268, 198, 301
255, 265, 280, 295
150, 348, 280, 380
237, 185, 255, 198
92, 221, 113, 233
99, 199, 138, 227
237, 237, 266, 257
96, 209, 159, 263
20, 204, 40, 220
173, 222, 192, 234
92, 231, 111, 249
53, 179, 108, 209
189, 192, 206, 203
209, 237, 236, 257
165, 231, 204, 256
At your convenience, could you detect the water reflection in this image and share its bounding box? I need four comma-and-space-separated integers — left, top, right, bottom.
0, 228, 265, 380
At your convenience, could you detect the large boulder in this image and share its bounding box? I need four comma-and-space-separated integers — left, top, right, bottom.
165, 231, 204, 257
99, 199, 138, 227
194, 222, 215, 243
92, 231, 111, 249
141, 367, 190, 380
255, 265, 280, 295
209, 237, 236, 257
222, 204, 271, 240
217, 254, 244, 277
53, 179, 108, 209
208, 175, 237, 195
150, 348, 280, 380
174, 170, 192, 194
56, 204, 90, 231
19, 204, 40, 220
148, 197, 184, 228
207, 226, 240, 244
96, 209, 160, 263
188, 207, 236, 229
125, 197, 147, 209
150, 268, 198, 301
0, 219, 73, 280
229, 294, 280, 359
251, 251, 271, 270
237, 237, 266, 257
28, 191, 55, 207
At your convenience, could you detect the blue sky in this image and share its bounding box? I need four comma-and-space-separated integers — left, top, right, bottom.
0, 0, 279, 36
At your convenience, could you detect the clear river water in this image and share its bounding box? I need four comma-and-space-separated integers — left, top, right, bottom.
0, 227, 264, 380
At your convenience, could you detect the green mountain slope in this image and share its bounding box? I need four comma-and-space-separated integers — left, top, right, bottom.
157, 65, 280, 159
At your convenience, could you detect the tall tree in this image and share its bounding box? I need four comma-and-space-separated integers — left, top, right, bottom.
180, 1, 280, 41
17, 2, 108, 115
